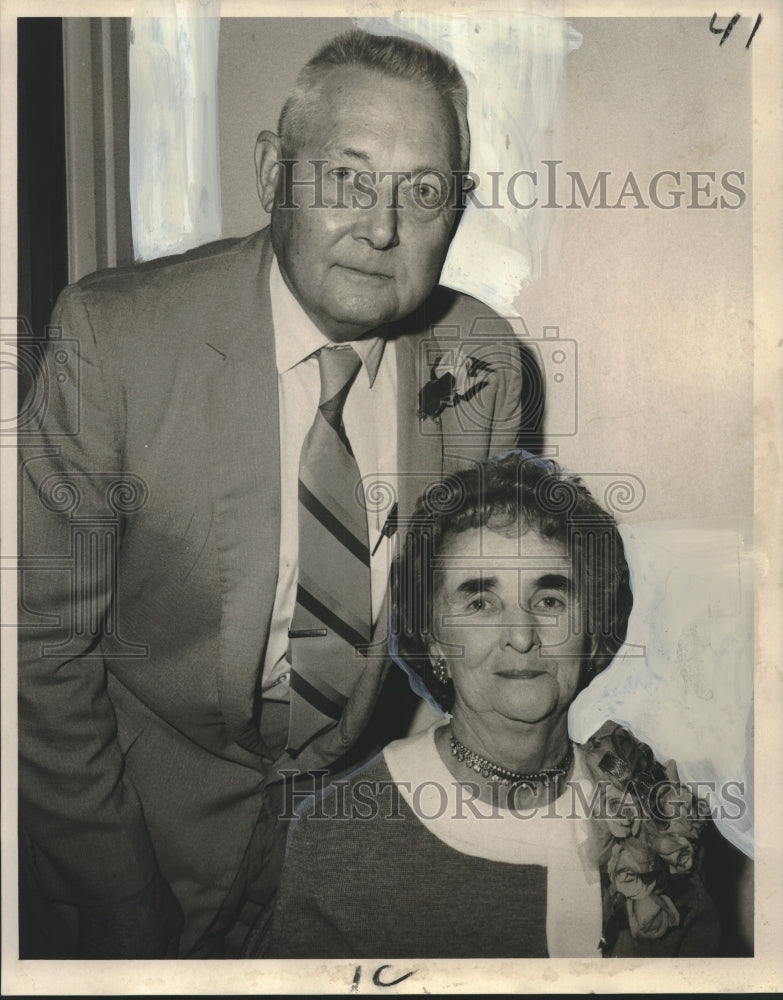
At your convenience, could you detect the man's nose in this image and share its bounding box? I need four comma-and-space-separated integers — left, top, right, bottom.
352, 193, 400, 250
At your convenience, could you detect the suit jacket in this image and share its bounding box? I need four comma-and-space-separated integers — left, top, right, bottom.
18, 227, 527, 953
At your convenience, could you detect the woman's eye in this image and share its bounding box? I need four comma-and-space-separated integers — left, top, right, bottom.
534, 595, 567, 612
466, 596, 492, 613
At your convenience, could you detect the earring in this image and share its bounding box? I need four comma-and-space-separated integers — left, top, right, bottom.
432, 656, 449, 685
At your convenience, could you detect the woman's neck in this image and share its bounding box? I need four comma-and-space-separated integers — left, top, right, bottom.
435, 713, 573, 810
450, 710, 570, 774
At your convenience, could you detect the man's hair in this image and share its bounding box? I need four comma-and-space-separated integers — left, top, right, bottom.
391, 451, 634, 710
278, 29, 470, 173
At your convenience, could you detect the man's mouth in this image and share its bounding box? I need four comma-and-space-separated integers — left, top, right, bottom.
336, 264, 393, 280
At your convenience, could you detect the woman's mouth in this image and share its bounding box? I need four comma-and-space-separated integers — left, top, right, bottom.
495, 669, 546, 680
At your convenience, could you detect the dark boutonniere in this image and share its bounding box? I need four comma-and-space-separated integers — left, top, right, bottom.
417, 353, 495, 421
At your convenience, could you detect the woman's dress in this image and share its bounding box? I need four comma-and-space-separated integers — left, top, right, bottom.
265, 720, 720, 958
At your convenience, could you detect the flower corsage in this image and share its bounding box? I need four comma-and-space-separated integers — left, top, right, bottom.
581, 721, 712, 955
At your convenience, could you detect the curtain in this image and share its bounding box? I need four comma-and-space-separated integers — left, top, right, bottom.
129, 1, 221, 261
359, 10, 582, 314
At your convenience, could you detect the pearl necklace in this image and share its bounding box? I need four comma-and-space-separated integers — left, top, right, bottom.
449, 734, 574, 789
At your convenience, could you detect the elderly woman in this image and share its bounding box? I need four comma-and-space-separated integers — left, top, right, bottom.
263, 452, 723, 958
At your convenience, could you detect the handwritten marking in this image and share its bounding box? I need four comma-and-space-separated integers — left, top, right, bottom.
350, 965, 418, 990
708, 13, 762, 48
745, 13, 762, 47
372, 965, 418, 988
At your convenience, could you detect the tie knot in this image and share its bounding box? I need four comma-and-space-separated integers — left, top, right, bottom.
317, 345, 362, 410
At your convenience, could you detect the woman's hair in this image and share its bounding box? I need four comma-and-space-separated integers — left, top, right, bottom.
391, 451, 634, 709
277, 29, 470, 173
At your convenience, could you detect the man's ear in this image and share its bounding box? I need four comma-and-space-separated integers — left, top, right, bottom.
255, 130, 282, 214
448, 175, 473, 240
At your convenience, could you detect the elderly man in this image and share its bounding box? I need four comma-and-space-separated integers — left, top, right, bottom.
18, 30, 530, 958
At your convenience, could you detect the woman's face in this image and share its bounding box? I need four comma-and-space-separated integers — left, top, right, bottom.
429, 525, 589, 732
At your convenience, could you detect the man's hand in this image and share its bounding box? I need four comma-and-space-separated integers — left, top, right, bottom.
77, 873, 184, 958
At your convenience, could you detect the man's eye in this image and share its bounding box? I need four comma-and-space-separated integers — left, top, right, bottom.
329, 167, 354, 182
397, 174, 448, 212
413, 179, 447, 209
415, 184, 440, 206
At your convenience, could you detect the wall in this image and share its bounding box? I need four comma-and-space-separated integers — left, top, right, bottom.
521, 17, 752, 523
216, 15, 753, 524
218, 17, 350, 241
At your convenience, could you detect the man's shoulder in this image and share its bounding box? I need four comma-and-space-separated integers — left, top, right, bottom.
72, 228, 270, 299
49, 229, 274, 363
392, 284, 515, 342
429, 284, 512, 326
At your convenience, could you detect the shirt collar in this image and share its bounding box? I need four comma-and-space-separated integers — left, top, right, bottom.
270, 255, 386, 386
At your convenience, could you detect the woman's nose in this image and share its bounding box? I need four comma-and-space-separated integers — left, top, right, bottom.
504, 610, 541, 654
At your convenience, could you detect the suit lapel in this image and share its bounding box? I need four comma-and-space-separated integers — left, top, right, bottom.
359, 321, 445, 657
206, 230, 280, 750
393, 328, 444, 524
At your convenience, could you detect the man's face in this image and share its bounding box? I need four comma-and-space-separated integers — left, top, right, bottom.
268, 67, 462, 342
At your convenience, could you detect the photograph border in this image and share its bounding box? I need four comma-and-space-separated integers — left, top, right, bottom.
2, 0, 781, 994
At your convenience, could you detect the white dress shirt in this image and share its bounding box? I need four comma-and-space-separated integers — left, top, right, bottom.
261, 257, 398, 701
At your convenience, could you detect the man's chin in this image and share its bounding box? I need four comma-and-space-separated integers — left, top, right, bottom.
320, 303, 399, 341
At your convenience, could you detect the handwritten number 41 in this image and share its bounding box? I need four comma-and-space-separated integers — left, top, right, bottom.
709, 13, 762, 47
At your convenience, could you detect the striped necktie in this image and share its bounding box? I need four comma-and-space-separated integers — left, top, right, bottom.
286, 345, 372, 756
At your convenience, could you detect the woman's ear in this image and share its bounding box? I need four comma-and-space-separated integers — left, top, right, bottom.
581, 636, 603, 687
427, 642, 451, 686
427, 639, 446, 668
586, 629, 601, 664
254, 130, 282, 214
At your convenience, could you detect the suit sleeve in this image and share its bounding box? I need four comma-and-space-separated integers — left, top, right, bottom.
487, 334, 536, 456
18, 285, 162, 909
438, 315, 533, 469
